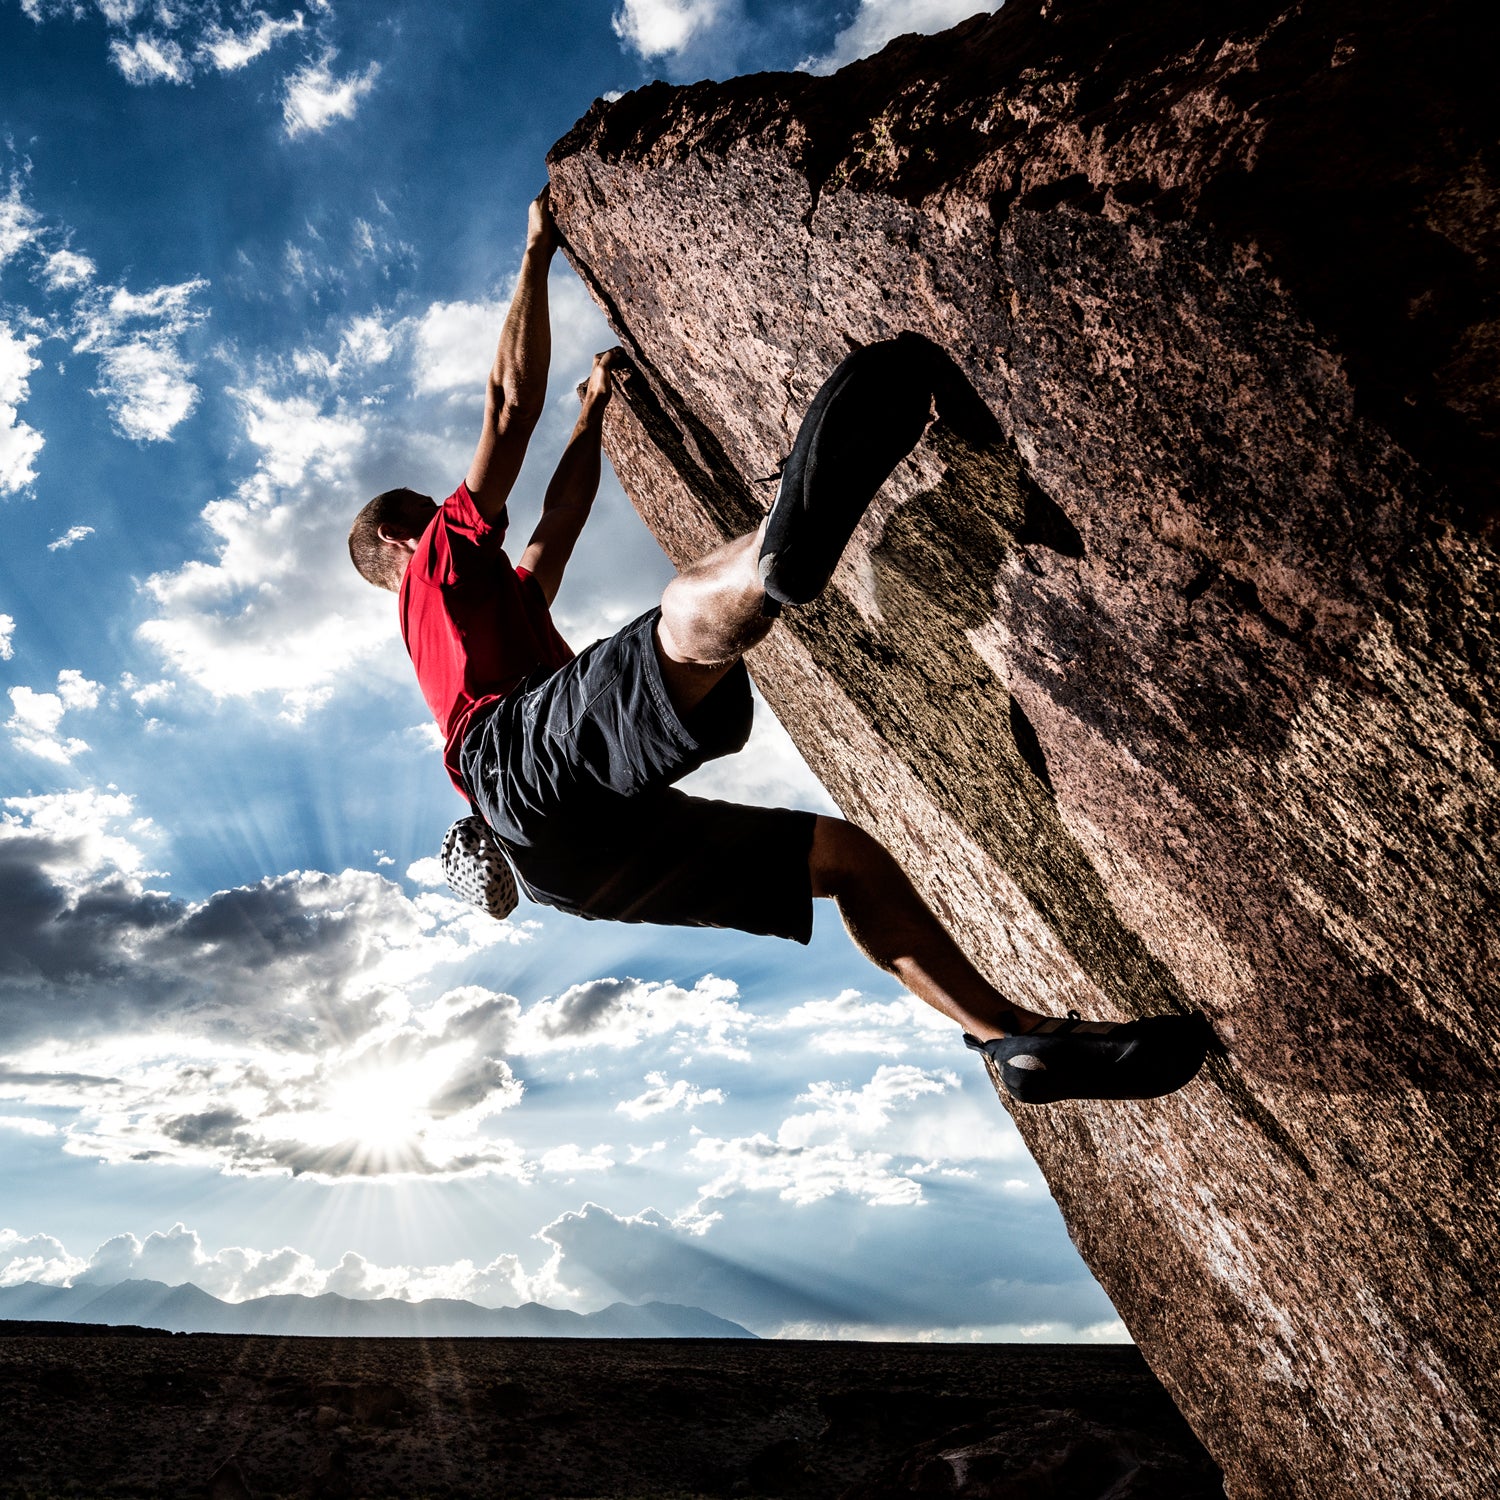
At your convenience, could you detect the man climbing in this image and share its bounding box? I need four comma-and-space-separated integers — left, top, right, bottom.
348, 189, 1209, 1107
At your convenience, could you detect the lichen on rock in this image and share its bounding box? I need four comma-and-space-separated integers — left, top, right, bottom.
547, 2, 1500, 1496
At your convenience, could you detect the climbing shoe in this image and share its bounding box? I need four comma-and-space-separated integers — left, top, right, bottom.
964, 1011, 1212, 1106
758, 332, 994, 608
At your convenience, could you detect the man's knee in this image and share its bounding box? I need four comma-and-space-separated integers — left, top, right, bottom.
809, 816, 889, 898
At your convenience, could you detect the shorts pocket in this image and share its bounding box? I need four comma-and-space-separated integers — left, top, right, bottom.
545, 659, 623, 741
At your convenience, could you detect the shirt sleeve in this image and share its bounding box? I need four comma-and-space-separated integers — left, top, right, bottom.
421, 482, 510, 589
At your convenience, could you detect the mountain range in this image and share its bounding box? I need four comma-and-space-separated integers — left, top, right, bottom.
0, 1278, 755, 1338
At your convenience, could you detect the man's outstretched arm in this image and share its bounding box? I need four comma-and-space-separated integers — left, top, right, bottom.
465, 188, 557, 521
518, 349, 621, 605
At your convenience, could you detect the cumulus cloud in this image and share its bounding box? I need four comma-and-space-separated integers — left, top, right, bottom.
541, 1196, 1116, 1339
617, 1071, 726, 1119
0, 1228, 83, 1288
515, 974, 752, 1059
611, 0, 726, 60
72, 278, 209, 441
691, 1130, 927, 1209
134, 267, 637, 718
770, 986, 952, 1055
6, 1221, 560, 1308
136, 384, 390, 716
282, 52, 380, 139
802, 0, 1000, 75
0, 322, 45, 494
1, 787, 156, 890
0, 791, 543, 1180
412, 297, 508, 396
0, 614, 14, 660
412, 274, 605, 403
540, 1142, 616, 1175
47, 524, 94, 551
5, 669, 102, 763
684, 1061, 1031, 1211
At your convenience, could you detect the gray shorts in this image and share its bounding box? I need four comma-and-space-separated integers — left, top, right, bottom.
460, 608, 817, 943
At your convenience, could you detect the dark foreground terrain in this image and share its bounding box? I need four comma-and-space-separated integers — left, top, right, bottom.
0, 1323, 1221, 1499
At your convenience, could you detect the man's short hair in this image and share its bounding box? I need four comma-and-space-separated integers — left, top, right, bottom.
349, 487, 426, 589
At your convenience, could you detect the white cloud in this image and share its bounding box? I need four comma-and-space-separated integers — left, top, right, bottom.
0, 786, 155, 890
196, 10, 305, 71
540, 1142, 616, 1175
778, 1064, 954, 1148
0, 322, 45, 495
770, 986, 951, 1055
42, 248, 96, 290
405, 854, 446, 887
802, 0, 1000, 75
0, 1229, 84, 1288
412, 297, 507, 396
3, 1222, 562, 1309
0, 615, 14, 660
413, 273, 605, 400
339, 312, 394, 366
617, 1071, 725, 1119
135, 266, 642, 719
5, 669, 102, 763
515, 974, 752, 1059
684, 1061, 1026, 1210
612, 0, 725, 60
0, 182, 41, 269
686, 1063, 954, 1210
120, 672, 174, 707
405, 722, 446, 754
23, 1, 303, 87
136, 384, 391, 715
47, 524, 94, 551
73, 279, 209, 442
0, 788, 556, 1181
109, 33, 191, 85
282, 52, 380, 140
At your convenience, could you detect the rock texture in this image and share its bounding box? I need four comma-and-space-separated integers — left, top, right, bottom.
546, 3, 1500, 1497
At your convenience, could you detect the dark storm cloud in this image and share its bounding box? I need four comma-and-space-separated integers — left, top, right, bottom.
0, 830, 415, 1051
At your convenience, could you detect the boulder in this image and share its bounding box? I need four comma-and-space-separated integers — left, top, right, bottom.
546, 2, 1500, 1496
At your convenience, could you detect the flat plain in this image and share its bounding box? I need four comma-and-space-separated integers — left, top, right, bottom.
0, 1323, 1225, 1497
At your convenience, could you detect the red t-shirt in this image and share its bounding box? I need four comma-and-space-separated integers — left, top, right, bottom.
399, 481, 574, 794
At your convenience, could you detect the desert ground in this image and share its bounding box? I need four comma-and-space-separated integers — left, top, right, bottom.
0, 1322, 1223, 1498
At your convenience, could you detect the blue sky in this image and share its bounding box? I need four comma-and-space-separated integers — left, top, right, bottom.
0, 0, 1123, 1341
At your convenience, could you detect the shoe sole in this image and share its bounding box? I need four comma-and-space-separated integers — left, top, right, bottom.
975, 1013, 1212, 1105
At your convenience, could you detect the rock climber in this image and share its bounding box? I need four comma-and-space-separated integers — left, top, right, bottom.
347, 188, 1209, 1106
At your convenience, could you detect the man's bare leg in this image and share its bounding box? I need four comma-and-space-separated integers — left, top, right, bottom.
652, 526, 1041, 1041
809, 817, 1047, 1040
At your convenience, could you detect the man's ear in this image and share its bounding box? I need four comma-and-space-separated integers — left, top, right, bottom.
377, 522, 411, 546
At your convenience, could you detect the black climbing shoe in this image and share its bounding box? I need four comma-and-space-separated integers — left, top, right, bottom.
758, 332, 994, 608
964, 1011, 1212, 1106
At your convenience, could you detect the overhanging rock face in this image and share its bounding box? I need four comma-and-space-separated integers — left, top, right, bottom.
546, 2, 1499, 1495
